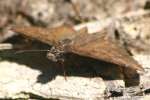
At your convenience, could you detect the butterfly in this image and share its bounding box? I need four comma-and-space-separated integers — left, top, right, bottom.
11, 25, 144, 72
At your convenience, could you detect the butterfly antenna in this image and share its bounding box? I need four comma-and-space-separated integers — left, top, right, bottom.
15, 49, 50, 54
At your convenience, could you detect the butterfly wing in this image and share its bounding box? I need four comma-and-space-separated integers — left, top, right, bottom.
66, 31, 144, 71
11, 25, 76, 46
12, 26, 143, 71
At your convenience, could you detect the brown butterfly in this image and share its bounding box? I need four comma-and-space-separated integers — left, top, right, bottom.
11, 25, 144, 72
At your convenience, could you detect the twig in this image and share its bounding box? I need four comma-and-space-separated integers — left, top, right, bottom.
0, 43, 13, 50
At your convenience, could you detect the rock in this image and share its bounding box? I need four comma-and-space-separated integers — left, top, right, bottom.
134, 54, 150, 90
0, 61, 106, 99
20, 0, 55, 26
72, 0, 146, 20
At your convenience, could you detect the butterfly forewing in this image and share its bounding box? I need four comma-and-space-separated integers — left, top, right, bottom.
66, 31, 144, 71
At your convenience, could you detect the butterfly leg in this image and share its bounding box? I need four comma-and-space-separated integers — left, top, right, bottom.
47, 46, 67, 80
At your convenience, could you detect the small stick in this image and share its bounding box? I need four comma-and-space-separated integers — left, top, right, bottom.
0, 43, 13, 50
70, 0, 84, 22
